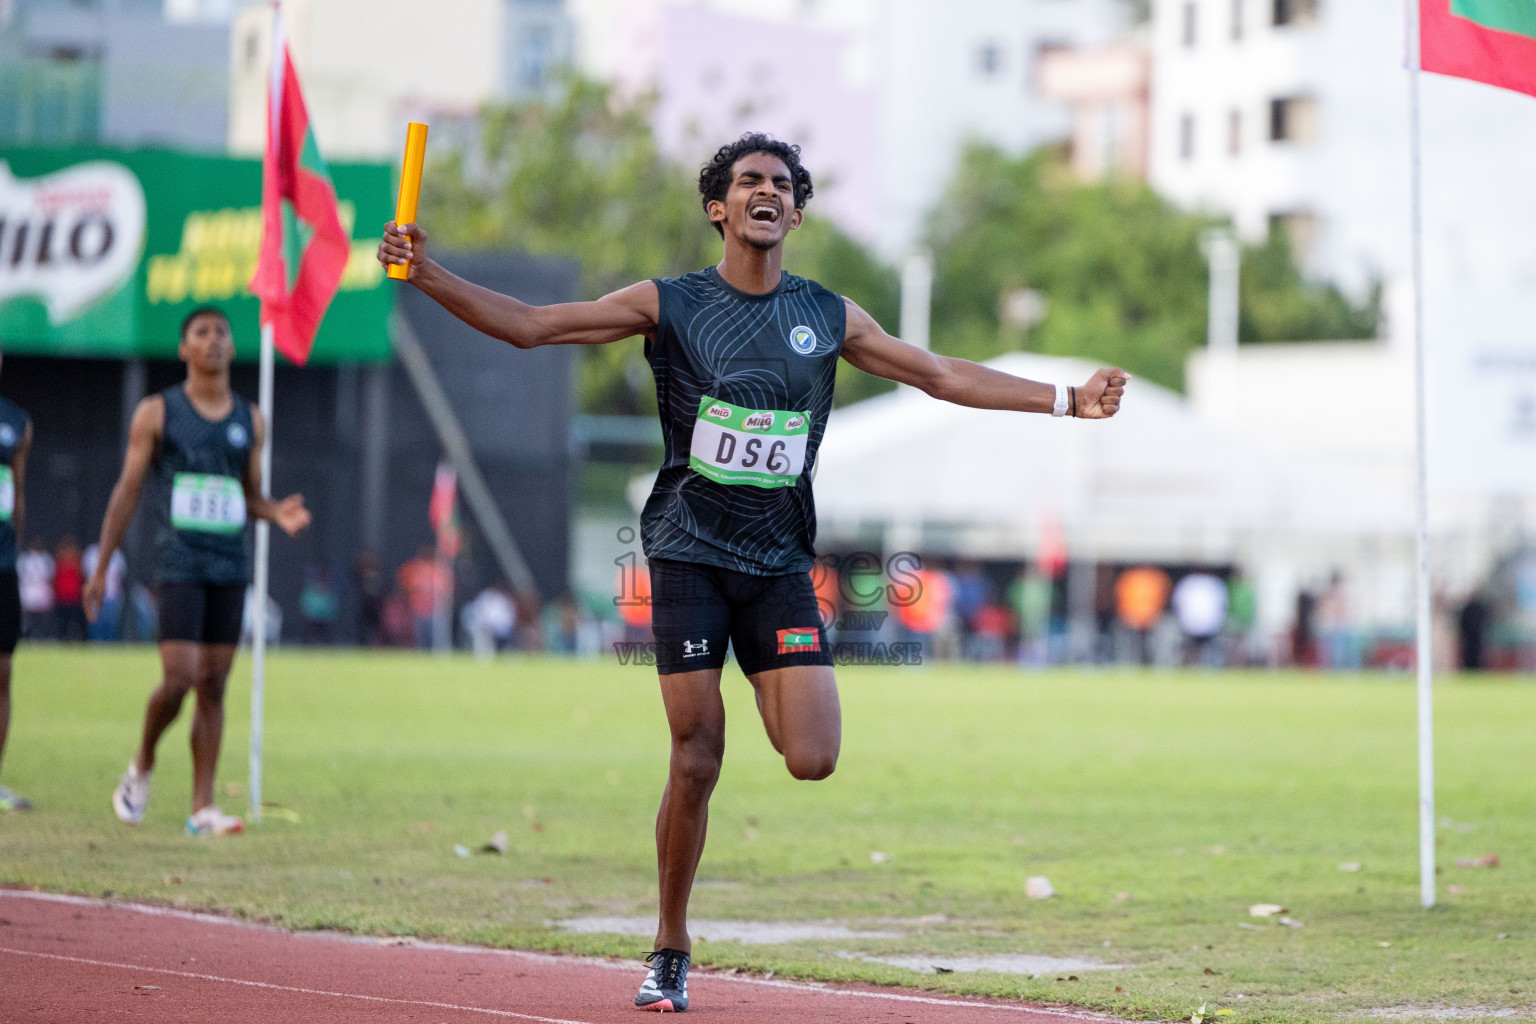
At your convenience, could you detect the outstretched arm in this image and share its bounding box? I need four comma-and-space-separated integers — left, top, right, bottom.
84, 397, 162, 620
377, 222, 659, 349
243, 408, 311, 538
839, 299, 1128, 419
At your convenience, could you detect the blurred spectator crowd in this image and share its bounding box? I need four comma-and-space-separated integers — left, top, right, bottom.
18, 532, 1534, 673
18, 535, 153, 642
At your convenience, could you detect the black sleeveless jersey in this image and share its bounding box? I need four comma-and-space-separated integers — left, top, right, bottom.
0, 397, 30, 572
152, 384, 255, 585
642, 267, 845, 575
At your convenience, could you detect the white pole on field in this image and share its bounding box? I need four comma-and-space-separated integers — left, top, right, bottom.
433, 537, 452, 657
1202, 229, 1239, 353
899, 250, 932, 352
249, 4, 285, 826
1404, 0, 1435, 909
250, 322, 274, 825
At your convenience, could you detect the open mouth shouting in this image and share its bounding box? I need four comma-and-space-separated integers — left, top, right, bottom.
748, 201, 781, 225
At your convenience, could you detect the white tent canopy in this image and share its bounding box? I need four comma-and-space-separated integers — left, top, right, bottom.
811, 353, 1415, 564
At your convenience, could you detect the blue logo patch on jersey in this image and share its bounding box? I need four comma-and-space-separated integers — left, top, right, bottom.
0, 425, 15, 448
227, 423, 249, 448
788, 325, 817, 356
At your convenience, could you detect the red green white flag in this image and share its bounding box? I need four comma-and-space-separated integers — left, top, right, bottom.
249, 9, 349, 366
1420, 0, 1536, 97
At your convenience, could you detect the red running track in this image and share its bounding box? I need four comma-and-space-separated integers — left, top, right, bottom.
0, 889, 1124, 1023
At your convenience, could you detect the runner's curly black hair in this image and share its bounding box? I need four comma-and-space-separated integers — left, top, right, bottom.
179, 305, 229, 338
697, 133, 814, 238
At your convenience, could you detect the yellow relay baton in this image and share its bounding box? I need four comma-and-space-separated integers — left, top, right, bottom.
387, 121, 429, 281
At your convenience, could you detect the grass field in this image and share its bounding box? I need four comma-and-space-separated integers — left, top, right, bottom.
1, 646, 1532, 1023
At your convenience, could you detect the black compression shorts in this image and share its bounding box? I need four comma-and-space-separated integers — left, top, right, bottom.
158, 581, 245, 645
0, 569, 18, 656
649, 559, 832, 676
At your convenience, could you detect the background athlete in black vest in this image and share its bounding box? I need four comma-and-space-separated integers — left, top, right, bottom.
0, 345, 33, 813
379, 134, 1129, 1012
85, 307, 311, 837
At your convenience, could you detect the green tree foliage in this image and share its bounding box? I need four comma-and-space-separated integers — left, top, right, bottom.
927, 144, 1379, 392
787, 215, 901, 406
420, 78, 709, 414
420, 77, 899, 412
1239, 229, 1381, 344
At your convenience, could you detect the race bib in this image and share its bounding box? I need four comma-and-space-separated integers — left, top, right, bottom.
689, 396, 811, 489
0, 466, 12, 522
171, 473, 246, 534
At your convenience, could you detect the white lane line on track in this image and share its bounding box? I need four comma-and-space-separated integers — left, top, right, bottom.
0, 947, 599, 1024
0, 889, 1121, 1022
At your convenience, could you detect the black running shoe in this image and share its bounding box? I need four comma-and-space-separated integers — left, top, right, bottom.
634, 948, 690, 1012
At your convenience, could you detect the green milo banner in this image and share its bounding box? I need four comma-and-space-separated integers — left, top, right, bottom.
0, 147, 392, 364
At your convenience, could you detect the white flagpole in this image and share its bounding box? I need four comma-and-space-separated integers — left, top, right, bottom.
1404, 0, 1435, 909
250, 1, 284, 826
251, 323, 274, 823
433, 540, 452, 656
432, 463, 455, 656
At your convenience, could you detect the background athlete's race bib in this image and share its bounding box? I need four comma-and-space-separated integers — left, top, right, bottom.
689, 396, 811, 489
0, 466, 13, 523
171, 473, 246, 534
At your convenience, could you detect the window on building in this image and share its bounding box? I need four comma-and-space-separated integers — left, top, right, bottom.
244, 30, 261, 73
0, 50, 102, 146
1030, 40, 1070, 91
976, 41, 1005, 77
519, 25, 556, 91
1231, 0, 1244, 40
1179, 113, 1197, 161
1269, 95, 1318, 143
46, 44, 93, 62
1102, 103, 1122, 170
1182, 1, 1199, 47
1272, 0, 1319, 27
1268, 211, 1319, 266
1228, 109, 1242, 155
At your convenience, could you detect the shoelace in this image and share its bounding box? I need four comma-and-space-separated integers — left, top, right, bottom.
644, 950, 687, 990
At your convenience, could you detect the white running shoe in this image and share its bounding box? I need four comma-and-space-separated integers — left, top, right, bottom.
0, 785, 32, 811
112, 764, 150, 824
186, 805, 244, 837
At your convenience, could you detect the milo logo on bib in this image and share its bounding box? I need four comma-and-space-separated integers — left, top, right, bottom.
171, 473, 246, 534
689, 395, 812, 489
0, 466, 13, 522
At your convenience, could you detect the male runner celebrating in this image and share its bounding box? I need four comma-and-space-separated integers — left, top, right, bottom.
0, 345, 33, 812
86, 307, 310, 836
378, 133, 1128, 1012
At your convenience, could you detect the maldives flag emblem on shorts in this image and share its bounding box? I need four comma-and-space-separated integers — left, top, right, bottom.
777, 628, 821, 655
